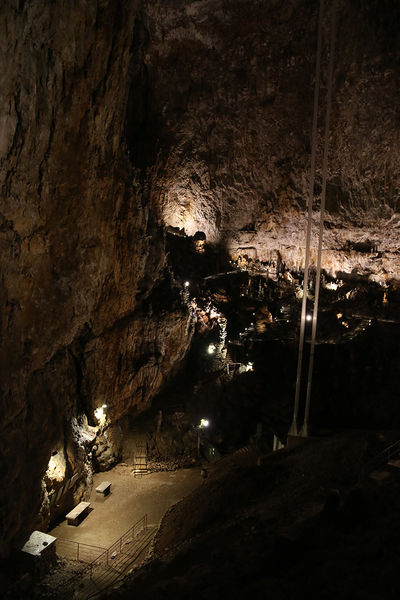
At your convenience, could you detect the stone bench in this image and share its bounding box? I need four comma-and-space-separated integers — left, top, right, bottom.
65, 501, 90, 526
96, 481, 111, 497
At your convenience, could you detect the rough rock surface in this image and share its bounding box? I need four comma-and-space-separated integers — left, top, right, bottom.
0, 0, 399, 559
0, 0, 191, 556
142, 0, 400, 280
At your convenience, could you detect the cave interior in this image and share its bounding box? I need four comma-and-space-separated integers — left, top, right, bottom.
1, 0, 400, 598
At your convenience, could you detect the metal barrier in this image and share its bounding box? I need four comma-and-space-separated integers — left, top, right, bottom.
56, 514, 148, 569
360, 438, 400, 479
384, 439, 400, 462
227, 362, 242, 374
56, 538, 107, 563
105, 514, 147, 566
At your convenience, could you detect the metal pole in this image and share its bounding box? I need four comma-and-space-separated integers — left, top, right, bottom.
290, 0, 325, 435
301, 0, 337, 437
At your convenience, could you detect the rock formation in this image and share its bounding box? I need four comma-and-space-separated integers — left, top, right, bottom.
143, 0, 400, 280
0, 0, 399, 557
0, 0, 192, 555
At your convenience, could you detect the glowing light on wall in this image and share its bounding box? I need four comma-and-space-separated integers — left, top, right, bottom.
94, 404, 107, 425
325, 281, 342, 290
207, 344, 216, 354
46, 449, 66, 481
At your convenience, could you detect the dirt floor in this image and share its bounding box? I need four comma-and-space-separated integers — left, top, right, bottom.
50, 465, 203, 548
9, 430, 400, 600
111, 430, 400, 600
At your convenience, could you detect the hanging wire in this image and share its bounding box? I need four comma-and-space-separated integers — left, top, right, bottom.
301, 0, 338, 437
290, 0, 325, 435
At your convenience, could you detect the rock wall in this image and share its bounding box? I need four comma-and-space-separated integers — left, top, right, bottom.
0, 0, 399, 558
141, 0, 400, 280
0, 0, 192, 556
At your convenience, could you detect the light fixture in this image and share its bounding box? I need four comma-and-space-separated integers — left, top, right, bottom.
306, 314, 312, 322
184, 281, 190, 287
245, 362, 254, 372
207, 344, 216, 354
199, 419, 209, 428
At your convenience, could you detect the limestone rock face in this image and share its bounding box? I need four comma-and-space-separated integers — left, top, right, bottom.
142, 0, 400, 281
0, 0, 399, 558
0, 1, 191, 556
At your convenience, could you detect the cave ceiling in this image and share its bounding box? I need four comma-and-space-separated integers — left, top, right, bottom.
136, 0, 400, 281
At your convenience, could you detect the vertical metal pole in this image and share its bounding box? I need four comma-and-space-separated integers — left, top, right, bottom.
290, 0, 325, 435
301, 0, 337, 437
77, 542, 79, 561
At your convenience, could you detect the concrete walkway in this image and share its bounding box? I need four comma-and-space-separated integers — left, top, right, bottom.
50, 465, 202, 548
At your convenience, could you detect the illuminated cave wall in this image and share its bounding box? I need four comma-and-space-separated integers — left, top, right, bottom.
0, 1, 192, 556
141, 0, 400, 280
0, 0, 399, 556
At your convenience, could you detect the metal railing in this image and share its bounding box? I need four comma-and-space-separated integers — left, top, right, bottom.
56, 538, 107, 563
54, 515, 149, 598
226, 362, 242, 374
360, 439, 400, 480
104, 514, 147, 566
56, 514, 148, 567
378, 439, 400, 464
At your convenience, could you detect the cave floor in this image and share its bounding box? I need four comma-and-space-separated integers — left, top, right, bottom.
50, 464, 202, 549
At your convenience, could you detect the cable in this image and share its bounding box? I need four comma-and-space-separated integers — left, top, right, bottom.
301, 0, 337, 436
290, 0, 324, 435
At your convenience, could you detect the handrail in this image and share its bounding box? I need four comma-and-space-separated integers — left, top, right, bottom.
372, 439, 400, 464
55, 514, 148, 594
56, 538, 107, 563
85, 523, 154, 600
361, 438, 400, 478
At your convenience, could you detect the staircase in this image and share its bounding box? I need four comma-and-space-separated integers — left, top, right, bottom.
133, 440, 148, 477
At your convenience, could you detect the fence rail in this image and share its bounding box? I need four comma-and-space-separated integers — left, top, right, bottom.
105, 514, 147, 565
56, 514, 148, 569
360, 439, 400, 480
384, 439, 400, 462
56, 538, 107, 563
